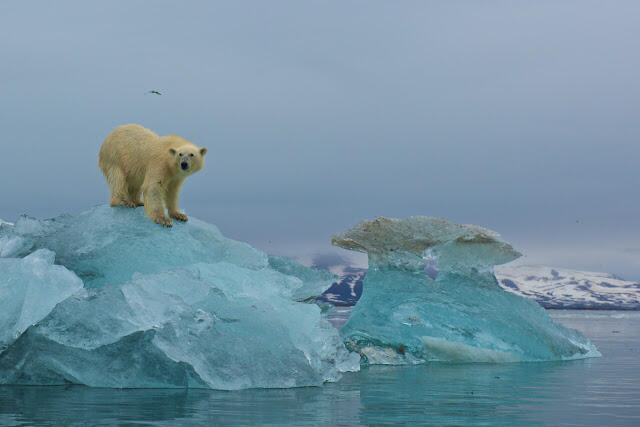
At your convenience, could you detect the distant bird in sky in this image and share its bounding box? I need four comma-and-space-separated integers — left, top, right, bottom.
147, 90, 162, 95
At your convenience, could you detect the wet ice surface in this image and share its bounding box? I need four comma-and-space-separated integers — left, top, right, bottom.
0, 311, 637, 426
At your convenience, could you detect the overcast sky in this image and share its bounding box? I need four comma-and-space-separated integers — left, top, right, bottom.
1, 1, 638, 279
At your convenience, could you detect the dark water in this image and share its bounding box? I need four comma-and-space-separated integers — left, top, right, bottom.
1, 310, 638, 426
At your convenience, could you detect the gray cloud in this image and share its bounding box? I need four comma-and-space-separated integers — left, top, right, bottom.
622, 248, 640, 254
310, 253, 351, 270
0, 1, 638, 279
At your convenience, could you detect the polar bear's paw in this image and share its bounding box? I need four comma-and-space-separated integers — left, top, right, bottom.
169, 212, 188, 222
120, 200, 138, 208
153, 216, 173, 227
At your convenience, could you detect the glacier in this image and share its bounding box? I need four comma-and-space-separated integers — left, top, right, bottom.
0, 206, 359, 389
332, 217, 600, 364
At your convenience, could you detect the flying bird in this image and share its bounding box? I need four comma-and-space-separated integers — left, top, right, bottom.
147, 90, 162, 95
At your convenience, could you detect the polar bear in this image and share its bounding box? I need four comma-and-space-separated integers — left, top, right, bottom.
98, 124, 207, 227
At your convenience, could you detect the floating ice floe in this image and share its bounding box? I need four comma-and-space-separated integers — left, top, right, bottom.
332, 216, 600, 364
0, 206, 359, 389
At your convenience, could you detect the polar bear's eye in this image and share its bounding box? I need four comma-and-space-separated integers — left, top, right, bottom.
179, 153, 183, 157
189, 153, 194, 157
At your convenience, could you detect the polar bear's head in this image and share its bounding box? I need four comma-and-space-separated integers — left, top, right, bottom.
169, 145, 207, 175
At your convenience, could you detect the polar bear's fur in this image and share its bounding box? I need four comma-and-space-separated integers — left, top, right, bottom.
98, 124, 207, 227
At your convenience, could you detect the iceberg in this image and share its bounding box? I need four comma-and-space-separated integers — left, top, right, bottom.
332, 217, 599, 364
0, 206, 359, 389
0, 207, 601, 389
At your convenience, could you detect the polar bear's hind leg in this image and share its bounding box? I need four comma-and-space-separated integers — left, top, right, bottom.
106, 168, 136, 208
129, 185, 144, 207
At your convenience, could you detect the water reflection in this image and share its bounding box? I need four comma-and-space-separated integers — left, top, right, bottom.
0, 311, 638, 426
354, 360, 598, 425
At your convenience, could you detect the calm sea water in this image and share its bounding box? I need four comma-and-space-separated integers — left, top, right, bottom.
1, 310, 638, 426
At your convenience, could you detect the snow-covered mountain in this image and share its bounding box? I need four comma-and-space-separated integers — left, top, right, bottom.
319, 265, 640, 310
495, 265, 640, 310
316, 267, 365, 306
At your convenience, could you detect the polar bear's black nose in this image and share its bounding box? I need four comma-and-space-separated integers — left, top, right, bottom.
181, 162, 189, 170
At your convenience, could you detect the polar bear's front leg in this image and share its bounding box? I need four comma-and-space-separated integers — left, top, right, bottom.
142, 179, 173, 227
166, 179, 188, 222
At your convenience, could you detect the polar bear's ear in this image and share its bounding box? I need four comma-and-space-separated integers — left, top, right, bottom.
200, 147, 208, 156
169, 148, 176, 155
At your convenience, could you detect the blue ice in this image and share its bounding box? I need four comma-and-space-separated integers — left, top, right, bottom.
332, 216, 600, 364
0, 208, 600, 390
0, 206, 359, 389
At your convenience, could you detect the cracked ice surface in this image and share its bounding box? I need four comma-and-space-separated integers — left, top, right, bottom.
332, 216, 600, 364
0, 206, 358, 389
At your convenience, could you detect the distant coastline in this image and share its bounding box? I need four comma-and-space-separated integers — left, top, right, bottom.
317, 266, 640, 311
